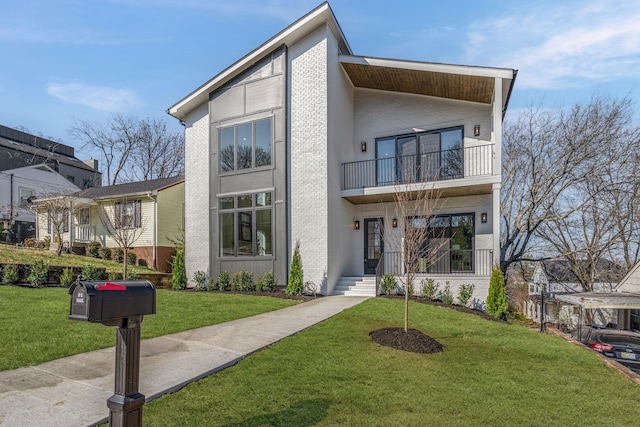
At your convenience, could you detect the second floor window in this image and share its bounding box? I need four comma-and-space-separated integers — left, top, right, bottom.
115, 200, 141, 229
219, 118, 272, 172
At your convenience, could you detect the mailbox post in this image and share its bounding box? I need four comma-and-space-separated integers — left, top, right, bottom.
69, 279, 156, 427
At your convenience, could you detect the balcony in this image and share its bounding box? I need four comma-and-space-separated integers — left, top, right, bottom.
75, 225, 95, 242
341, 144, 494, 200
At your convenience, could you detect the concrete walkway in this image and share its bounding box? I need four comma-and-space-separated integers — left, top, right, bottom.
0, 296, 368, 427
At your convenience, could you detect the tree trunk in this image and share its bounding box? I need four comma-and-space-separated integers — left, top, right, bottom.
404, 273, 410, 333
123, 247, 128, 280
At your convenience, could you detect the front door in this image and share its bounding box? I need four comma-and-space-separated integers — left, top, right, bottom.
364, 218, 383, 275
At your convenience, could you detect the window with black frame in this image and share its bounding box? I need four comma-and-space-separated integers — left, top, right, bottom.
375, 127, 464, 186
422, 213, 474, 274
219, 192, 273, 257
219, 118, 272, 173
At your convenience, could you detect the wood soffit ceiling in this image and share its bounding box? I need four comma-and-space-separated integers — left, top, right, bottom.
341, 62, 495, 104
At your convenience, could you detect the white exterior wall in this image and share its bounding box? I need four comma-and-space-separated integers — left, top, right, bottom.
289, 25, 330, 290
326, 26, 355, 294
1, 166, 79, 225
183, 103, 211, 286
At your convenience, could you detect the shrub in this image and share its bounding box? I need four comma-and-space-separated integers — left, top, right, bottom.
441, 283, 454, 305
35, 240, 45, 249
43, 236, 51, 250
257, 270, 277, 292
193, 270, 207, 291
107, 271, 122, 281
27, 260, 49, 287
60, 267, 76, 287
458, 283, 475, 306
113, 248, 124, 263
81, 264, 101, 280
127, 268, 139, 280
380, 273, 397, 295
87, 241, 101, 258
208, 277, 218, 291
421, 278, 440, 300
286, 240, 304, 296
487, 266, 508, 319
232, 270, 254, 292
99, 247, 112, 260
24, 238, 36, 248
2, 264, 19, 284
218, 271, 230, 291
171, 245, 187, 290
127, 251, 137, 266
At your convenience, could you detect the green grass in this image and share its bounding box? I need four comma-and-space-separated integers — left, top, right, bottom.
144, 298, 640, 426
0, 286, 299, 371
0, 244, 153, 273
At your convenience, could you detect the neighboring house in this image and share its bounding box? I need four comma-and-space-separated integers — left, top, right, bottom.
35, 176, 184, 273
0, 124, 101, 189
524, 260, 624, 329
167, 2, 517, 299
614, 262, 640, 330
0, 164, 80, 243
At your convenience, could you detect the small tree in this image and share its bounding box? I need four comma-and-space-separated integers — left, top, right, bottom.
487, 266, 508, 319
172, 244, 187, 290
286, 240, 304, 296
97, 198, 146, 280
32, 194, 73, 256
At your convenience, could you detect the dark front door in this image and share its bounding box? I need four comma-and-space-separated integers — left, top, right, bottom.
364, 218, 383, 275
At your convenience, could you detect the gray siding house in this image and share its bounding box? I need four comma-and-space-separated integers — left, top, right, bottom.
168, 2, 517, 301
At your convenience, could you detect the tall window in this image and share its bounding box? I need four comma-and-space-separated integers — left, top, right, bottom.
376, 126, 463, 185
115, 200, 141, 229
77, 207, 90, 225
219, 118, 272, 172
426, 213, 474, 273
219, 192, 273, 257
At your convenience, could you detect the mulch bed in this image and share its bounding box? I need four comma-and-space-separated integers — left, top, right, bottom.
370, 327, 444, 354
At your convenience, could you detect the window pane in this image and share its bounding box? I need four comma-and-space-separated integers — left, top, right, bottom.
397, 136, 417, 183
451, 214, 473, 250
237, 123, 252, 169
255, 192, 271, 206
256, 209, 272, 255
255, 119, 271, 167
238, 194, 252, 208
441, 129, 463, 179
220, 127, 235, 172
220, 212, 235, 256
376, 138, 396, 186
237, 211, 253, 256
220, 197, 234, 210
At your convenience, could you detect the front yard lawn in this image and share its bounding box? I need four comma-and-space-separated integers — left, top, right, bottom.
144, 297, 640, 426
0, 286, 300, 371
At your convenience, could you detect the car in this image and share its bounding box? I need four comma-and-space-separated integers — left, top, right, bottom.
581, 325, 640, 373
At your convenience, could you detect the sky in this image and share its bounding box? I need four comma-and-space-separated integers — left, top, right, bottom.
1, 0, 639, 159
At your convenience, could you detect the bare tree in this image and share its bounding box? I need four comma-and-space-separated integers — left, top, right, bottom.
381, 184, 445, 333
69, 114, 183, 185
500, 95, 637, 278
31, 194, 73, 256
97, 198, 146, 279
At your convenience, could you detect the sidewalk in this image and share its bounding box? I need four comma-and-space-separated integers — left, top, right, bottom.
0, 296, 368, 427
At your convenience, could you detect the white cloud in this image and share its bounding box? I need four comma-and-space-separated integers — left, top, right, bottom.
463, 0, 640, 89
47, 81, 141, 112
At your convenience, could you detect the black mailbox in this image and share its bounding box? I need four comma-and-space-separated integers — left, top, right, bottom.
69, 280, 156, 324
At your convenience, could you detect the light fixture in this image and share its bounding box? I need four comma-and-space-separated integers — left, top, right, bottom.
481, 213, 487, 223
392, 218, 398, 228
474, 125, 481, 137
361, 141, 367, 152
354, 220, 360, 230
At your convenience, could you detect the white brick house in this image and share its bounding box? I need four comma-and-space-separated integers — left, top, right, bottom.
168, 2, 517, 302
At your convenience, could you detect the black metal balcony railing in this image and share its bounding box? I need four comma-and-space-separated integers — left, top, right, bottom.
342, 144, 493, 190
378, 249, 493, 277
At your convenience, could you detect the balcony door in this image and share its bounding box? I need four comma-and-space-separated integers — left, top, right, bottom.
364, 218, 383, 275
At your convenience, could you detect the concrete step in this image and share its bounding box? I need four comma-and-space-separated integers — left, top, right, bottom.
333, 276, 377, 296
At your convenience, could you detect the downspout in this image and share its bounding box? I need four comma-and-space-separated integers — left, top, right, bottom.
9, 173, 13, 223
146, 192, 157, 270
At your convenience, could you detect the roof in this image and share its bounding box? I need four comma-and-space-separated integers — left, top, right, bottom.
168, 2, 350, 120
70, 175, 184, 200
555, 292, 640, 309
168, 2, 517, 121
0, 136, 98, 173
536, 259, 625, 284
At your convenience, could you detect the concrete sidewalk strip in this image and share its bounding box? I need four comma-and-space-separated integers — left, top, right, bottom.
0, 296, 368, 427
